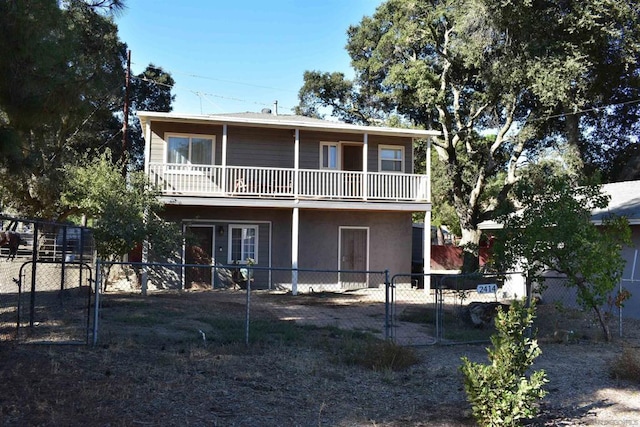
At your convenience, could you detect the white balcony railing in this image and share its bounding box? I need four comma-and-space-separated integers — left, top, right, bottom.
148, 163, 428, 202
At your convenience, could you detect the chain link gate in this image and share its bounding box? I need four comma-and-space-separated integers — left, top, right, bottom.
387, 272, 527, 345
15, 260, 94, 344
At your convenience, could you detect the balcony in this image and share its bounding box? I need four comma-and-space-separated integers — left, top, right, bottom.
148, 163, 429, 202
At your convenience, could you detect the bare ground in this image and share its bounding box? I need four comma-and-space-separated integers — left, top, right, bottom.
1, 289, 639, 426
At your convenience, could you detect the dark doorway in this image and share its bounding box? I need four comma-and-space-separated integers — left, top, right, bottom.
185, 226, 213, 288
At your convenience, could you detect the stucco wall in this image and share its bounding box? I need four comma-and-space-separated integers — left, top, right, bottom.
297, 210, 412, 275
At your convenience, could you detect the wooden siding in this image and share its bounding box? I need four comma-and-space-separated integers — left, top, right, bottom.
226, 126, 294, 168
149, 122, 415, 173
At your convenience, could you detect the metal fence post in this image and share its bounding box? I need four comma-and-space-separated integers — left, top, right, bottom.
384, 270, 390, 341
245, 266, 252, 346
93, 259, 102, 346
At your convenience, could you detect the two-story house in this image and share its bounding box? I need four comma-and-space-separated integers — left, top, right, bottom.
138, 109, 439, 293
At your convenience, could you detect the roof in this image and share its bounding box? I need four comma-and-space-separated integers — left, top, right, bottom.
479, 179, 640, 230
136, 111, 441, 139
592, 180, 640, 225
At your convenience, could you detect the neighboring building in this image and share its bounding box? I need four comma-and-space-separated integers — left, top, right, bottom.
479, 180, 640, 318
138, 110, 439, 292
593, 180, 640, 318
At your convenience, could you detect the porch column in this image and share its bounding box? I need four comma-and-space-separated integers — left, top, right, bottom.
143, 119, 152, 175
221, 124, 228, 191
423, 211, 431, 294
362, 133, 368, 199
294, 128, 300, 197
291, 206, 299, 295
424, 138, 433, 293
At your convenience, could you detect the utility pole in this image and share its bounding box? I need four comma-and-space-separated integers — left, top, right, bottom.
122, 49, 131, 177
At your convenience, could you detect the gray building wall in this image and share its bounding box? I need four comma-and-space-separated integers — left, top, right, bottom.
163, 205, 412, 274
148, 122, 415, 173
621, 225, 640, 319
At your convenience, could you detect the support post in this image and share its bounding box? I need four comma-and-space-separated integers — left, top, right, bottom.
294, 129, 300, 197
423, 211, 431, 294
221, 124, 228, 191
291, 206, 299, 295
423, 138, 432, 293
362, 133, 368, 199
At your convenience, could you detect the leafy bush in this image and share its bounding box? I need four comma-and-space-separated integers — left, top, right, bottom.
610, 347, 640, 383
460, 300, 548, 426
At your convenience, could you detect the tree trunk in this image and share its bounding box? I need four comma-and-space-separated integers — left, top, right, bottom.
459, 227, 482, 273
436, 226, 445, 245
575, 279, 611, 342
592, 304, 611, 342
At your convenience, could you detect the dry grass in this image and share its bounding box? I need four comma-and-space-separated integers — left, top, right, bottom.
1, 290, 639, 426
610, 346, 640, 383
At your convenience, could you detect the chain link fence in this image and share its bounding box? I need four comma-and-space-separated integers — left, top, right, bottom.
94, 261, 392, 347
535, 274, 637, 342
387, 271, 639, 346
388, 272, 526, 345
0, 216, 95, 344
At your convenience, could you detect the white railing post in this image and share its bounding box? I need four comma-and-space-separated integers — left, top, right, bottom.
362, 134, 368, 199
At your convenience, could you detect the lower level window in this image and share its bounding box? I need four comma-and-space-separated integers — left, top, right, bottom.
229, 225, 258, 264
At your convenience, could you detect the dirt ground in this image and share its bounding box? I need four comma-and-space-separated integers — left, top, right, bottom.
1, 289, 639, 426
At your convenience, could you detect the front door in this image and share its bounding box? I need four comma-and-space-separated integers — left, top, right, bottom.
185, 226, 213, 288
339, 227, 368, 289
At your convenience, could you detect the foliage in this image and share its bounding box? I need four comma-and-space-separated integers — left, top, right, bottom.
127, 64, 175, 170
0, 1, 175, 218
460, 300, 547, 426
61, 151, 181, 261
296, 0, 640, 271
493, 175, 631, 341
610, 347, 640, 384
0, 0, 127, 218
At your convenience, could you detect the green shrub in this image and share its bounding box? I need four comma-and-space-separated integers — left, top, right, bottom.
460, 299, 548, 426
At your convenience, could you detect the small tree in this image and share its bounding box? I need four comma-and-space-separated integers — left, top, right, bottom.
493, 175, 631, 341
460, 299, 547, 427
61, 150, 182, 264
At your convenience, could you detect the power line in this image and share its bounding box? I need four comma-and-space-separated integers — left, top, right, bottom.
131, 74, 297, 112
131, 62, 298, 94
132, 71, 640, 120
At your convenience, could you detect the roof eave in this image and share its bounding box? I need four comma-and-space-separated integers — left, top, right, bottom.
136, 111, 441, 138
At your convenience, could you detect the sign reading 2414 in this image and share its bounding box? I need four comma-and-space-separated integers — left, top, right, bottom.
476, 283, 498, 294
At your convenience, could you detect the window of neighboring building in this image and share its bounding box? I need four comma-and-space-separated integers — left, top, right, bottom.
320, 142, 339, 169
379, 145, 404, 172
167, 134, 214, 165
228, 225, 258, 264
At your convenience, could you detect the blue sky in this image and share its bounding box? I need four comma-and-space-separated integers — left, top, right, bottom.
116, 1, 382, 115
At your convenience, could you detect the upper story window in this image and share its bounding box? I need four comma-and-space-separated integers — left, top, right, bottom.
320, 142, 339, 169
167, 134, 215, 165
379, 145, 404, 172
